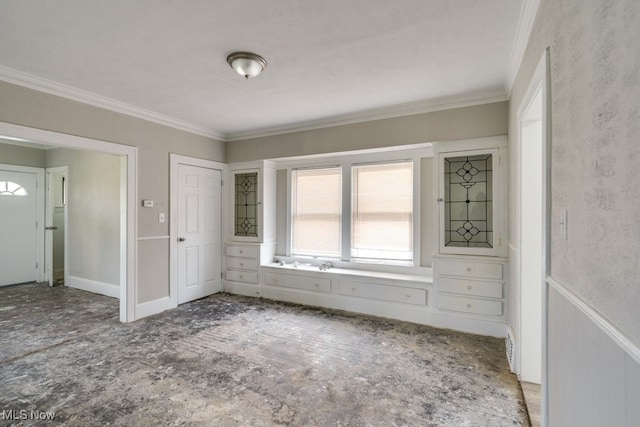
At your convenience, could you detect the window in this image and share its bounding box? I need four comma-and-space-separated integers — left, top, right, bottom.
291, 167, 342, 257
0, 181, 28, 196
288, 157, 417, 265
351, 162, 413, 261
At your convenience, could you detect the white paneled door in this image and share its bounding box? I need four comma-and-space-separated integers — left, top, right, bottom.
177, 164, 222, 304
0, 169, 38, 286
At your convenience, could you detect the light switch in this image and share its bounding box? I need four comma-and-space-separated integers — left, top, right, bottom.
142, 199, 154, 208
559, 210, 568, 240
159, 213, 165, 223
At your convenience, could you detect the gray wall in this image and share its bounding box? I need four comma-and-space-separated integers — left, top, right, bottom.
510, 0, 640, 423
0, 81, 225, 304
226, 101, 508, 162
47, 148, 120, 286
0, 141, 46, 167
510, 0, 640, 349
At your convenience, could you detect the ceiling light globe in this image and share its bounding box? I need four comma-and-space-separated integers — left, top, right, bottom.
227, 52, 267, 79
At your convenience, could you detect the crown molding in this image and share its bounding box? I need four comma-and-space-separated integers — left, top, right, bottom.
0, 66, 509, 144
224, 90, 509, 142
0, 65, 225, 141
505, 0, 541, 96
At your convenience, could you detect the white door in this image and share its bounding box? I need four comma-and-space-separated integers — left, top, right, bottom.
0, 170, 38, 286
177, 164, 222, 303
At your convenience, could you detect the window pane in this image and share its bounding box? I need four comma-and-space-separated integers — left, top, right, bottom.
351, 162, 413, 261
291, 167, 341, 257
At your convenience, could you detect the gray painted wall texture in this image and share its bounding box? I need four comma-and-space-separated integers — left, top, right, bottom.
0, 142, 46, 167
225, 101, 508, 162
510, 0, 640, 345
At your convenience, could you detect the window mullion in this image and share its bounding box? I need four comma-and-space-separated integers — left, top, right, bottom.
341, 163, 351, 262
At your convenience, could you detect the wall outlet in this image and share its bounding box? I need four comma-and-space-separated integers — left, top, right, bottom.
159, 212, 165, 223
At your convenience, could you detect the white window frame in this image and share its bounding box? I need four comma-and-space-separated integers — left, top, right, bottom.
277, 145, 432, 274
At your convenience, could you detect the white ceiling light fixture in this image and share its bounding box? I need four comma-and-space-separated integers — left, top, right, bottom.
227, 52, 267, 79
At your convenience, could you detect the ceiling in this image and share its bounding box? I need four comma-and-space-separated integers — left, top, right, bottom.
0, 1, 528, 141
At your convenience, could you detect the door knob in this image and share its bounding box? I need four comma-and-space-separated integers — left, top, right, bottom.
178, 237, 186, 242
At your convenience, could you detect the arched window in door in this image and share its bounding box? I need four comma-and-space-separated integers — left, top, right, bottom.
0, 181, 28, 196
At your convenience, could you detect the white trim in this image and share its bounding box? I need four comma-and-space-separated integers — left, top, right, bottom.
0, 163, 45, 284
137, 235, 170, 241
0, 121, 137, 323
66, 275, 119, 299
547, 276, 640, 366
225, 92, 508, 142
505, 0, 541, 95
135, 296, 173, 319
169, 154, 228, 309
0, 65, 224, 141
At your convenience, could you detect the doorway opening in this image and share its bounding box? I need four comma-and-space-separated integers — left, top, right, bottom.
45, 167, 67, 287
0, 122, 137, 322
515, 49, 550, 425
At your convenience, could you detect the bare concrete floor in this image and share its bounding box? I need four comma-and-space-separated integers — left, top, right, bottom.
0, 283, 529, 426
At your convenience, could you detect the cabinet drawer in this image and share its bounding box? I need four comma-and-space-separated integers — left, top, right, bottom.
438, 277, 502, 298
264, 272, 331, 293
226, 270, 258, 284
339, 281, 427, 306
226, 245, 258, 259
226, 257, 258, 271
438, 260, 502, 280
438, 295, 502, 316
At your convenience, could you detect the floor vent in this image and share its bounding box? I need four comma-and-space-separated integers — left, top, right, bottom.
506, 328, 516, 372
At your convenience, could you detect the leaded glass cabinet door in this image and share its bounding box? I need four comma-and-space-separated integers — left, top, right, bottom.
439, 148, 500, 256
234, 171, 259, 240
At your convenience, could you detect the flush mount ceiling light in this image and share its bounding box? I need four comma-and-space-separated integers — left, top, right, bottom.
226, 52, 267, 79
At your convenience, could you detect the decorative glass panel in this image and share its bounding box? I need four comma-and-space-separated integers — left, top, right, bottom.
234, 172, 258, 237
444, 154, 493, 248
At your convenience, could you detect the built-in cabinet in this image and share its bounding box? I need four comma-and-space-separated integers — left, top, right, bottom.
224, 161, 277, 295
433, 136, 508, 332
221, 137, 509, 337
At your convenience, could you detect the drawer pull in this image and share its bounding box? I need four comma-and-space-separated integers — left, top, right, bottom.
466, 267, 472, 272
466, 303, 472, 309
240, 262, 244, 267
239, 274, 243, 279
352, 287, 356, 292
406, 294, 411, 299
467, 285, 473, 290
239, 250, 243, 254
315, 283, 319, 287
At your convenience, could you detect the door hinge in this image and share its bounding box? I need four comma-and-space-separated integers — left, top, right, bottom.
36, 221, 38, 229
220, 272, 224, 279
35, 262, 38, 269
221, 180, 224, 186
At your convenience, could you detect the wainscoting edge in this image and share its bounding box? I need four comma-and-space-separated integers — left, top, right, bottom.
546, 276, 640, 365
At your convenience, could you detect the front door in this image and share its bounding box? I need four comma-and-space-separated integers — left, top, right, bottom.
0, 169, 38, 286
177, 164, 222, 303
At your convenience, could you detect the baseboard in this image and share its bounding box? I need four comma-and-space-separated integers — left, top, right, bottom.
547, 276, 640, 365
135, 296, 174, 320
66, 275, 119, 298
